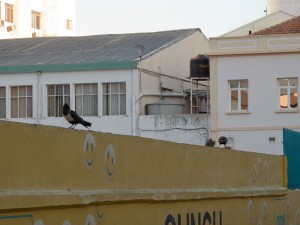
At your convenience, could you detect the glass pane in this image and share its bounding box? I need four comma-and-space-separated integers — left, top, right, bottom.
111, 83, 118, 93
56, 85, 63, 95
290, 87, 298, 108
241, 90, 248, 110
230, 81, 238, 89
64, 96, 70, 105
83, 84, 90, 95
280, 88, 288, 108
103, 95, 109, 115
27, 97, 32, 117
19, 86, 26, 96
103, 83, 109, 94
290, 78, 298, 87
11, 87, 18, 97
11, 98, 18, 118
56, 96, 63, 116
111, 94, 118, 115
64, 85, 70, 95
91, 95, 98, 115
75, 96, 83, 115
120, 83, 126, 93
279, 79, 288, 87
231, 90, 238, 111
19, 97, 26, 117
27, 86, 32, 96
91, 84, 98, 95
75, 84, 82, 95
83, 95, 90, 116
120, 94, 126, 115
0, 99, 6, 118
48, 96, 55, 116
0, 87, 5, 97
240, 80, 248, 88
48, 85, 55, 95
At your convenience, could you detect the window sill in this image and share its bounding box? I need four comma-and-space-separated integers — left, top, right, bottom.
225, 111, 250, 115
275, 109, 299, 113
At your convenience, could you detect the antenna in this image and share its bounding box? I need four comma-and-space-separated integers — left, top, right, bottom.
135, 44, 145, 60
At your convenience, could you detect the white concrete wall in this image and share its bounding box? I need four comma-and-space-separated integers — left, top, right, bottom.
216, 54, 300, 154
0, 69, 135, 135
139, 114, 210, 145
142, 31, 209, 80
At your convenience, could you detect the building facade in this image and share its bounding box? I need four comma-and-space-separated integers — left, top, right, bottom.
208, 17, 300, 155
0, 0, 75, 39
0, 29, 210, 145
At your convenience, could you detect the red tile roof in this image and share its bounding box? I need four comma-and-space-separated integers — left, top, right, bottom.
252, 15, 300, 35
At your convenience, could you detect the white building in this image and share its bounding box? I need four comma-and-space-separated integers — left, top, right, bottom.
208, 16, 300, 155
0, 29, 210, 145
0, 0, 75, 39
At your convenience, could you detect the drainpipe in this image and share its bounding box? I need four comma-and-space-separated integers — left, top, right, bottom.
132, 68, 137, 136
36, 71, 41, 124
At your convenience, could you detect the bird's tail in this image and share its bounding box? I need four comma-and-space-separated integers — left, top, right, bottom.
83, 120, 92, 127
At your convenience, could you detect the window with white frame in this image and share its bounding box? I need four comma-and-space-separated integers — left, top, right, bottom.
229, 80, 248, 112
47, 84, 70, 117
0, 86, 5, 118
11, 86, 32, 118
31, 10, 41, 29
5, 3, 13, 23
278, 78, 298, 110
102, 82, 126, 116
75, 83, 98, 116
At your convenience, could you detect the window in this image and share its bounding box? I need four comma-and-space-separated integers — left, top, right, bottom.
75, 83, 98, 116
0, 87, 5, 118
11, 86, 32, 118
5, 3, 13, 23
229, 80, 248, 111
103, 82, 126, 115
48, 84, 70, 117
278, 78, 298, 110
66, 19, 73, 30
31, 10, 41, 29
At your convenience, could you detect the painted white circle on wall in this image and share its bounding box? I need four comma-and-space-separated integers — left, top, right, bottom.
85, 214, 96, 225
105, 144, 116, 178
63, 220, 71, 225
34, 220, 44, 225
84, 133, 96, 170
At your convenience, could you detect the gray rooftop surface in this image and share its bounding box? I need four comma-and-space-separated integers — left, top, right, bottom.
0, 29, 200, 67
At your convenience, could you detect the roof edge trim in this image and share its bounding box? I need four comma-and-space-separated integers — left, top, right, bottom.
0, 61, 137, 74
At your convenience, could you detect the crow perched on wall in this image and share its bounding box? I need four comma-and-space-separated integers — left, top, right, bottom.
63, 103, 92, 129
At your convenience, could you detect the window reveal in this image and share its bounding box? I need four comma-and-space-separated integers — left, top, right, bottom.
47, 84, 70, 117
75, 83, 98, 116
229, 80, 248, 111
11, 86, 32, 118
102, 82, 126, 116
279, 78, 298, 109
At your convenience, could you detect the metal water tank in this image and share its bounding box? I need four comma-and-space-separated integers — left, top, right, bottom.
146, 99, 185, 115
190, 55, 209, 78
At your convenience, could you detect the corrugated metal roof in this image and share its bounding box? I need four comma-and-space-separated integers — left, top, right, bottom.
253, 15, 300, 35
0, 29, 200, 72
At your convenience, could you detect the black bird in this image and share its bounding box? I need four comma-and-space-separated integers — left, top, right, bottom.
63, 103, 92, 129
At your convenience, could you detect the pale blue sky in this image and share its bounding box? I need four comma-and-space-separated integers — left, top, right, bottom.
75, 0, 266, 38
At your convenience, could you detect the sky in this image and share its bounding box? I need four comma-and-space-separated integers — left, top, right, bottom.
75, 0, 267, 38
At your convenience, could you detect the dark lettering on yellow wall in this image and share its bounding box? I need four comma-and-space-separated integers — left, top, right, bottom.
165, 211, 222, 225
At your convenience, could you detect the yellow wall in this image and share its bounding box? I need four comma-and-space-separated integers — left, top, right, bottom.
0, 121, 298, 225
